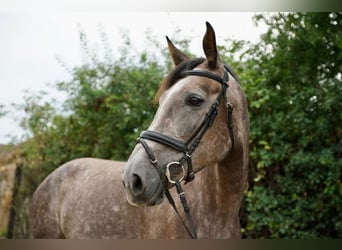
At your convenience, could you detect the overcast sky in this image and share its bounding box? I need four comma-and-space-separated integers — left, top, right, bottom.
0, 12, 267, 144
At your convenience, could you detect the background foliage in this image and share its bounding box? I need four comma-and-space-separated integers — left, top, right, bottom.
3, 12, 341, 238
238, 12, 342, 238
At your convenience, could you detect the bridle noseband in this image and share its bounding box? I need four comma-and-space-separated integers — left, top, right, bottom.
136, 67, 235, 239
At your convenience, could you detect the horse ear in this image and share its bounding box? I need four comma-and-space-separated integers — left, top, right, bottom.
166, 36, 189, 66
203, 22, 219, 69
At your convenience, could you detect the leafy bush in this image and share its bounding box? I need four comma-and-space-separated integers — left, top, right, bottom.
240, 12, 342, 238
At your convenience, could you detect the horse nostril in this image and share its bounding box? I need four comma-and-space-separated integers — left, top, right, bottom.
132, 174, 145, 195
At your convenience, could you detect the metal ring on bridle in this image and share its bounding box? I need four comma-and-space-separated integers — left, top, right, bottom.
165, 162, 185, 184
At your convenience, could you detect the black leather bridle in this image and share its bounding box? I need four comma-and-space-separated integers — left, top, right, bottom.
137, 67, 235, 239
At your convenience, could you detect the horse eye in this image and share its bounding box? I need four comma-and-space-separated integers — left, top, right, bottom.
186, 95, 204, 107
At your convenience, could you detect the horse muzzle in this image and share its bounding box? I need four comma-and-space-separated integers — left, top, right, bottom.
122, 157, 165, 206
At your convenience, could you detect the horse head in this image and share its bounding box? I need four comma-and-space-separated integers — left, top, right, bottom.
122, 22, 237, 206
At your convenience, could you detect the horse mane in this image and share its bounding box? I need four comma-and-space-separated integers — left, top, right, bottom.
154, 57, 240, 103
224, 64, 240, 83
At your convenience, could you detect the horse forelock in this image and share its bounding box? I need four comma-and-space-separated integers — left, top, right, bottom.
154, 57, 205, 103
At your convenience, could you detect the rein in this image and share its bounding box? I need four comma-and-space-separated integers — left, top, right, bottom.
137, 68, 234, 239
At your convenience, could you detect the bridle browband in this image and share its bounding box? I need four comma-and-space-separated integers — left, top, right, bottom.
136, 67, 235, 239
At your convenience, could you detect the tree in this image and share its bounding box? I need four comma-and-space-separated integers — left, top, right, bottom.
240, 12, 342, 238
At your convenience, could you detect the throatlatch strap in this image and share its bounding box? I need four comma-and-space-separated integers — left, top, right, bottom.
227, 102, 234, 152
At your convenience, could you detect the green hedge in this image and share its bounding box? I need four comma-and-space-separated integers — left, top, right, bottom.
240, 13, 342, 238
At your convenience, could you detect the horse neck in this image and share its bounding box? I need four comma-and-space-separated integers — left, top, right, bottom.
189, 150, 247, 238
197, 152, 246, 211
